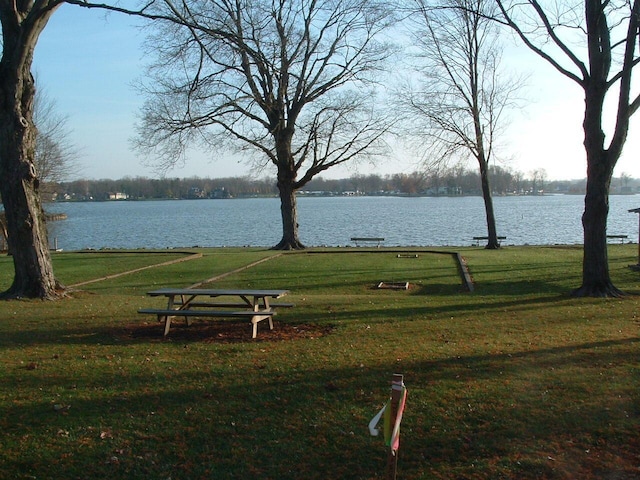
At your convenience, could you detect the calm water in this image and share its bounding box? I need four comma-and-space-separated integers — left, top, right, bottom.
45, 195, 640, 250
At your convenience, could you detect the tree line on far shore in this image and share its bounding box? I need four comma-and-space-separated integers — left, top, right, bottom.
50, 167, 639, 201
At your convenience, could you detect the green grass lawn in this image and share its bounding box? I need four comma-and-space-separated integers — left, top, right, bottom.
0, 246, 638, 479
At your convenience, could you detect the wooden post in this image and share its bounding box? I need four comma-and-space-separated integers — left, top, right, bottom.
628, 208, 640, 266
385, 373, 404, 480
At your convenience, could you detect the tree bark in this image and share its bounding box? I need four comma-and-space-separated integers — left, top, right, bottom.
474, 99, 499, 249
572, 81, 622, 297
0, 7, 63, 299
270, 118, 306, 250
273, 168, 305, 250
478, 158, 500, 249
572, 158, 622, 297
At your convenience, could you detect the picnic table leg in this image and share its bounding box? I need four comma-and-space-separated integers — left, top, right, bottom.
180, 295, 194, 326
163, 315, 173, 337
263, 297, 275, 331
160, 296, 176, 337
252, 317, 259, 339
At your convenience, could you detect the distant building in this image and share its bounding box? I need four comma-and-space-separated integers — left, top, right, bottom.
107, 192, 128, 200
210, 188, 232, 199
424, 186, 462, 196
188, 187, 207, 199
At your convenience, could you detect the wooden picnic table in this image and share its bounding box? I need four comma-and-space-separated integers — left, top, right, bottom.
138, 288, 291, 338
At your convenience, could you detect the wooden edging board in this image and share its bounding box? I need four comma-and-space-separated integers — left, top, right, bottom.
299, 249, 474, 292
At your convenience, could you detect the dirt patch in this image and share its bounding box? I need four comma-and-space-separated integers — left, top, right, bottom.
117, 321, 334, 343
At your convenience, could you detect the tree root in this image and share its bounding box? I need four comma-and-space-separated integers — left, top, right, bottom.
570, 282, 626, 298
0, 279, 66, 300
271, 239, 306, 250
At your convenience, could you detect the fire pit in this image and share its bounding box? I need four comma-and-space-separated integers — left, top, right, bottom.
377, 282, 410, 290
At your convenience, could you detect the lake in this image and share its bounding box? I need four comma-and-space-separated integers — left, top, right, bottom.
45, 195, 640, 250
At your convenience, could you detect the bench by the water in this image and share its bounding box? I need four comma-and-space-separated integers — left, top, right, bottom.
473, 236, 506, 246
607, 234, 628, 243
351, 237, 384, 247
138, 288, 291, 338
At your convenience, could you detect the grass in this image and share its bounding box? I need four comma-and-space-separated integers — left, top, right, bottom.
0, 246, 638, 479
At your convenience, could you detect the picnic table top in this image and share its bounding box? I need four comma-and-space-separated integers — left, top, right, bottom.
146, 288, 289, 298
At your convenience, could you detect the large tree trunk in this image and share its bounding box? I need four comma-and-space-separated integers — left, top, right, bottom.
271, 125, 305, 250
572, 159, 622, 297
572, 81, 622, 297
0, 8, 62, 299
479, 158, 500, 249
273, 171, 305, 250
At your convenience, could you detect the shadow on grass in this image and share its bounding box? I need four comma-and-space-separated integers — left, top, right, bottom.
290, 292, 586, 327
0, 318, 335, 348
2, 336, 638, 479
1, 360, 388, 479
412, 336, 640, 381
0, 290, 601, 349
396, 336, 640, 479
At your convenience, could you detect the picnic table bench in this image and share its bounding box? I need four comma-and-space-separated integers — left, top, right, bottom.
351, 237, 384, 247
138, 288, 291, 338
472, 236, 506, 246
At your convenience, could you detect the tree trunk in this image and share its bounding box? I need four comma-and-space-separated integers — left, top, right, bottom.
270, 121, 306, 250
479, 158, 500, 249
572, 160, 622, 297
572, 83, 622, 297
272, 166, 305, 250
0, 9, 62, 299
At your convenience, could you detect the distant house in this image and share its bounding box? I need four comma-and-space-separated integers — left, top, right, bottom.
211, 188, 232, 199
424, 186, 462, 196
188, 187, 207, 199
107, 192, 128, 200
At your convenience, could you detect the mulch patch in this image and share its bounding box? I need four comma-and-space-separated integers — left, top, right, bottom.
117, 320, 334, 343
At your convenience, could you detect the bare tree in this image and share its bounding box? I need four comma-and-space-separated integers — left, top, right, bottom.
0, 0, 389, 298
401, 0, 520, 249
0, 87, 73, 253
0, 0, 162, 299
619, 172, 631, 190
510, 169, 523, 194
530, 168, 547, 195
33, 88, 80, 199
495, 0, 640, 296
134, 0, 395, 250
0, 1, 63, 299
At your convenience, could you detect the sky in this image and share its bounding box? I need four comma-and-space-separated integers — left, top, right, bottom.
32, 3, 640, 182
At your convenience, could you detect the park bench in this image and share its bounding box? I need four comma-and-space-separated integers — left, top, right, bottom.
351, 237, 384, 247
607, 234, 628, 243
472, 236, 506, 246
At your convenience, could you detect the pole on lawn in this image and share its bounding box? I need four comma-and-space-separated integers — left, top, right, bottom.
386, 373, 404, 480
628, 208, 640, 265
